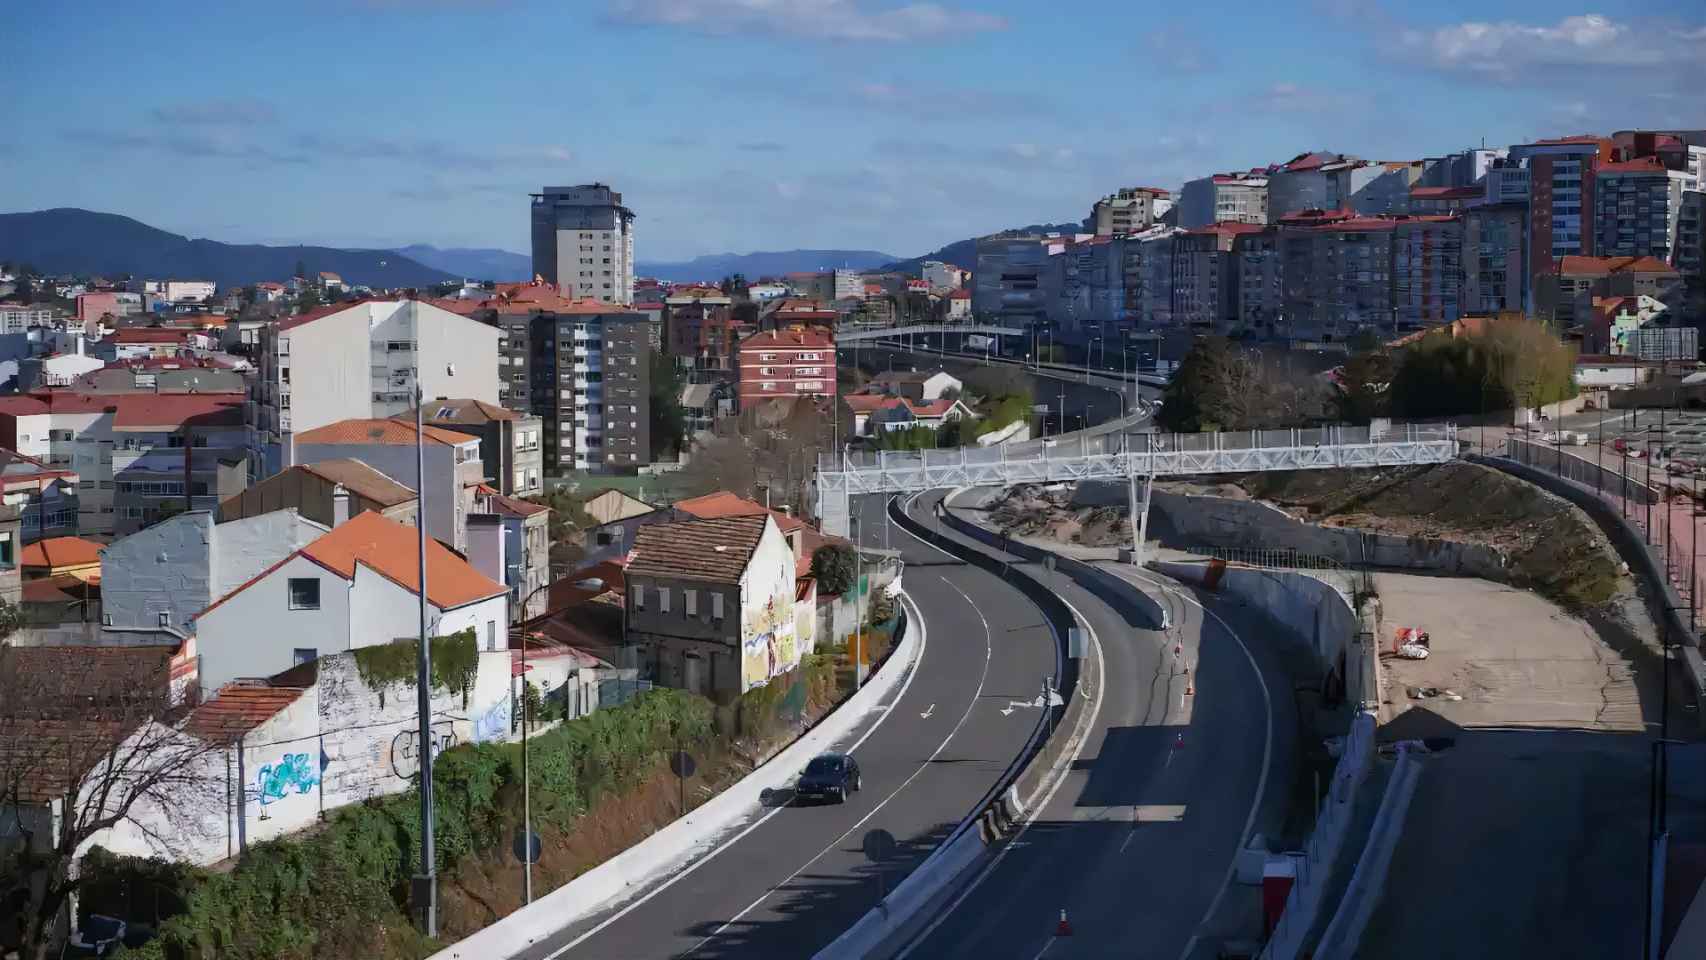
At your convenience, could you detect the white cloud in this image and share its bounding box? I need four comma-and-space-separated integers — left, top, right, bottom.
1396, 13, 1706, 75
606, 0, 1006, 42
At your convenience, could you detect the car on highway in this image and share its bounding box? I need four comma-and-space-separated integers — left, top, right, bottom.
796, 752, 861, 804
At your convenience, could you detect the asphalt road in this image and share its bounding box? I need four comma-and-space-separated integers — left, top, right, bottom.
521, 492, 1058, 960
900, 508, 1287, 960
846, 345, 1147, 434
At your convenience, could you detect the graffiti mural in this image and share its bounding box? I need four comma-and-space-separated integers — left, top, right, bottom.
256, 753, 318, 807
741, 593, 799, 692
473, 696, 511, 743
389, 721, 458, 779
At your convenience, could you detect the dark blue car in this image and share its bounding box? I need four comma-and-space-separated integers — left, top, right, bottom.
796, 752, 861, 804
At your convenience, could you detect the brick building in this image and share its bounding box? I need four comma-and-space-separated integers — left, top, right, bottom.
735, 327, 835, 408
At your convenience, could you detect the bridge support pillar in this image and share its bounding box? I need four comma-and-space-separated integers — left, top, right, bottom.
1130, 470, 1154, 565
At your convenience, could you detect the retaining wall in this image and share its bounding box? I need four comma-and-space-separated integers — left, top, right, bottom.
428, 599, 921, 960
1311, 745, 1426, 960
1148, 490, 1508, 580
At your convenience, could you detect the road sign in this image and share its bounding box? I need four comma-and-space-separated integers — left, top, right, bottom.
513, 826, 541, 865
669, 750, 697, 779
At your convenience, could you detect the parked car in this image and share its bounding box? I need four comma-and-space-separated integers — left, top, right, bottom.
796, 752, 861, 804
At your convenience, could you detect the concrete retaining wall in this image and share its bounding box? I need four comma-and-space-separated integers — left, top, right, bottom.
1150, 559, 1366, 704
1312, 745, 1426, 960
428, 597, 922, 960
1148, 490, 1509, 580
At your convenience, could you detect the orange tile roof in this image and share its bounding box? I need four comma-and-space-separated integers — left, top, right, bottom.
300, 510, 506, 608
739, 327, 835, 350
674, 490, 805, 532
277, 299, 383, 332
110, 328, 191, 344
296, 418, 474, 446
1555, 255, 1679, 277
111, 394, 245, 430
1598, 156, 1669, 174
184, 684, 308, 744
627, 515, 770, 584
20, 536, 103, 569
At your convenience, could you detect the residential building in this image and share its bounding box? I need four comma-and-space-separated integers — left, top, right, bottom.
1481, 159, 1532, 206
1278, 211, 1394, 340
580, 488, 658, 567
865, 368, 961, 402
844, 395, 973, 435
1535, 255, 1682, 327
163, 281, 216, 303
55, 357, 246, 395
1090, 187, 1171, 235
0, 303, 57, 335
832, 269, 862, 301
747, 281, 790, 302
247, 299, 500, 480
529, 184, 636, 304
0, 393, 117, 534
1138, 229, 1178, 329
1594, 155, 1694, 262
1584, 295, 1673, 355
946, 288, 972, 320
1265, 151, 1344, 220
1393, 216, 1464, 331
1178, 173, 1269, 229
218, 459, 419, 529
0, 447, 78, 541
1681, 189, 1705, 278
291, 418, 482, 552
16, 350, 105, 391
519, 302, 654, 474
468, 485, 551, 622
1331, 160, 1425, 216
922, 260, 967, 293
664, 287, 738, 377
1509, 136, 1615, 293
597, 311, 652, 471
316, 272, 346, 294
19, 535, 101, 582
974, 235, 1063, 329
1407, 185, 1483, 215
623, 514, 797, 697
101, 509, 327, 638
1232, 228, 1284, 334
98, 327, 215, 361
1172, 224, 1262, 332
1418, 148, 1505, 188
1464, 204, 1528, 314
110, 394, 249, 535
75, 292, 143, 325
420, 398, 544, 497
736, 326, 835, 407
192, 510, 509, 692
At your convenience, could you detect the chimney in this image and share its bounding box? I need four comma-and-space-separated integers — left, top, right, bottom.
331, 484, 351, 527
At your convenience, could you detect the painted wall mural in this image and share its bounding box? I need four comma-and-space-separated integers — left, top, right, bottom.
741, 592, 799, 692
255, 753, 319, 809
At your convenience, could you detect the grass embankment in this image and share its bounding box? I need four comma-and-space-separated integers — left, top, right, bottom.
1234, 461, 1621, 609
91, 624, 898, 960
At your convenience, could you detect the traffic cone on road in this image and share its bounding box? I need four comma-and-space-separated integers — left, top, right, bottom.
1056, 908, 1073, 936
1185, 668, 1194, 696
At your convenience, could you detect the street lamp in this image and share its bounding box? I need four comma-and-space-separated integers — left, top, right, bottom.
412, 374, 438, 936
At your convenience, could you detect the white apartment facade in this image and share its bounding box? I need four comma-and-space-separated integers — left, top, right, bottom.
530, 184, 636, 305
0, 304, 57, 333
248, 299, 500, 480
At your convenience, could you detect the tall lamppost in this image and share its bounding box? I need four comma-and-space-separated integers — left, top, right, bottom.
412, 376, 437, 936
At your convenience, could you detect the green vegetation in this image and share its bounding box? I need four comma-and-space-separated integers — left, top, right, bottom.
351, 630, 479, 706
810, 543, 856, 596
649, 354, 687, 460
1158, 336, 1326, 432
1388, 315, 1577, 419
98, 689, 715, 960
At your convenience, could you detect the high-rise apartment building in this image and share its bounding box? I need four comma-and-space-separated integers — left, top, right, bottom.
1392, 217, 1463, 332
1594, 155, 1696, 263
1508, 137, 1614, 293
1171, 224, 1261, 332
527, 302, 652, 474
530, 184, 636, 304
1090, 187, 1171, 235
1463, 204, 1528, 314
1178, 174, 1268, 229
1232, 228, 1283, 334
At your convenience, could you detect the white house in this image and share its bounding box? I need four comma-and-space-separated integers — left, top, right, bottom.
865, 368, 962, 402
193, 510, 508, 693
843, 395, 973, 435
291, 417, 484, 553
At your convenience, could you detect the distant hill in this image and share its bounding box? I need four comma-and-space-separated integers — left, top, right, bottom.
636, 249, 899, 283
0, 208, 456, 289
391, 244, 533, 282
883, 223, 1084, 275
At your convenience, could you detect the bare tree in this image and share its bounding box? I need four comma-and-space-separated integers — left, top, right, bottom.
0, 645, 220, 960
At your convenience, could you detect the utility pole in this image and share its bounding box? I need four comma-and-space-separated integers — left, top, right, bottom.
412, 381, 437, 937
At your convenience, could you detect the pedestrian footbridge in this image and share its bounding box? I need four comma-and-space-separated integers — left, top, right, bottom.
815, 423, 1459, 537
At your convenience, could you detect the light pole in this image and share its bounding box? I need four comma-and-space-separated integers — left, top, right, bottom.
412, 380, 437, 937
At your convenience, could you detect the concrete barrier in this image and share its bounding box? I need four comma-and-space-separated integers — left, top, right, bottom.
1311, 745, 1425, 960
427, 596, 923, 960
1258, 712, 1377, 960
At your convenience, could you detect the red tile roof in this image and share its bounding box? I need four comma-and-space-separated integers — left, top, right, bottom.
627, 515, 770, 585
948, 289, 972, 300
674, 490, 806, 532
1409, 185, 1482, 199
1598, 156, 1671, 174
111, 394, 245, 431
1189, 221, 1268, 237
300, 511, 505, 608
110, 328, 191, 344
297, 418, 474, 446
20, 536, 103, 569
276, 299, 382, 332
1282, 151, 1337, 172
1555, 255, 1679, 277
542, 559, 627, 616
739, 327, 834, 350
184, 684, 308, 744
294, 459, 417, 507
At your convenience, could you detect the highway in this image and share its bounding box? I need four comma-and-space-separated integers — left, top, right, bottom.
519, 491, 1060, 959
899, 495, 1291, 959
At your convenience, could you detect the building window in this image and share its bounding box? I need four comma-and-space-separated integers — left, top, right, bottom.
293, 648, 317, 665
684, 588, 697, 616
632, 583, 645, 610
288, 577, 321, 610
486, 620, 498, 651
658, 587, 671, 613
711, 592, 724, 620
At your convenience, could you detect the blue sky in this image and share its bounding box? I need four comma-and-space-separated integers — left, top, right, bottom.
4, 0, 1703, 261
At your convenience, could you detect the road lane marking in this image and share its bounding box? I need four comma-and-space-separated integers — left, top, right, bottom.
676, 576, 996, 957
920, 703, 935, 720
539, 528, 929, 960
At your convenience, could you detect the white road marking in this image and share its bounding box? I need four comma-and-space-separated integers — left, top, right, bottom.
540, 575, 930, 959
898, 588, 1105, 959
676, 577, 996, 956
920, 703, 935, 720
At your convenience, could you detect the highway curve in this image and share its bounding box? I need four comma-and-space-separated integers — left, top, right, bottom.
899, 492, 1292, 959
515, 492, 1060, 959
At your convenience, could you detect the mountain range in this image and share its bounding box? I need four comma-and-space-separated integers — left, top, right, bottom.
634, 249, 899, 283
390, 244, 534, 282
0, 209, 456, 289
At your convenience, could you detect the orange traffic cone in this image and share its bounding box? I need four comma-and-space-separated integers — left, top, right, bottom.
1056, 908, 1073, 936
1185, 668, 1194, 696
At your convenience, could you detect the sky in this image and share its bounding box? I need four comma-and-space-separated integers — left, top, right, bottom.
4, 0, 1705, 262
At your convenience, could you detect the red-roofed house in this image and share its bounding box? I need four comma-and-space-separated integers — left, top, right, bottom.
108, 393, 249, 535
1537, 255, 1684, 326
102, 327, 216, 360
20, 535, 102, 581
844, 394, 973, 436
292, 417, 485, 552
194, 510, 509, 691
736, 326, 835, 407
946, 287, 972, 320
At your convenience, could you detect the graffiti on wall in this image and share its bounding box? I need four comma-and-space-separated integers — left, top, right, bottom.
473, 696, 511, 743
741, 594, 799, 692
256, 753, 319, 808
389, 721, 458, 779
